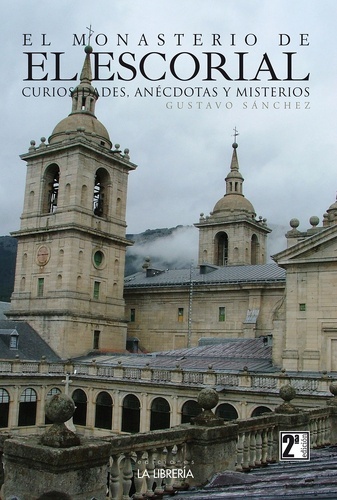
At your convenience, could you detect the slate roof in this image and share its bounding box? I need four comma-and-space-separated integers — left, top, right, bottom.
0, 320, 60, 361
75, 338, 274, 373
124, 263, 285, 288
174, 446, 337, 499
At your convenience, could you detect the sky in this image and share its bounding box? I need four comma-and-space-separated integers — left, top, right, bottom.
1, 0, 337, 260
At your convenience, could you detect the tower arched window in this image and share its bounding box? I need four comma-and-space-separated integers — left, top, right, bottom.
42, 164, 60, 214
93, 168, 110, 218
251, 234, 259, 265
215, 232, 229, 266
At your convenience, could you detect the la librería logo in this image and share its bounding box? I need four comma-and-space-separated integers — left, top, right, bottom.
136, 466, 194, 479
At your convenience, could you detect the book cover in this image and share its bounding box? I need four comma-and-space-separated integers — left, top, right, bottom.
1, 1, 337, 497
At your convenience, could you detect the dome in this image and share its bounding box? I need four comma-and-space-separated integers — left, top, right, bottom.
213, 194, 256, 217
327, 199, 337, 213
49, 112, 112, 149
48, 47, 112, 150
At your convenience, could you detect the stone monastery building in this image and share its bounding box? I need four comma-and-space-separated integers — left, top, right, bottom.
1, 46, 337, 435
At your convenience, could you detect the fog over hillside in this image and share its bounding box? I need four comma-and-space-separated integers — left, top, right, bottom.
125, 223, 289, 276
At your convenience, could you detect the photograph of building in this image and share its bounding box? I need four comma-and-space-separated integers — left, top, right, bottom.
1, 1, 337, 496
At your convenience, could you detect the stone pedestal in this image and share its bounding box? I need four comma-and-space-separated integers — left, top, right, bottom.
2, 435, 111, 499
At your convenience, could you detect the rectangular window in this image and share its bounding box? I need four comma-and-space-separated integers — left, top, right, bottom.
219, 306, 226, 322
37, 277, 44, 297
178, 308, 184, 322
93, 330, 100, 350
93, 281, 100, 299
130, 308, 136, 322
299, 303, 306, 312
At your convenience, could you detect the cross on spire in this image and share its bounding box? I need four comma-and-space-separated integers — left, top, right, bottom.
233, 127, 239, 142
86, 25, 94, 46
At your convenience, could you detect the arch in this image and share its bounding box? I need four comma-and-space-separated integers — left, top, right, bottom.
18, 388, 37, 426
251, 234, 259, 265
116, 197, 122, 217
42, 163, 60, 214
181, 400, 202, 424
251, 406, 273, 418
93, 168, 110, 218
95, 391, 113, 430
81, 184, 88, 206
56, 274, 62, 289
215, 403, 238, 421
45, 387, 62, 424
76, 275, 82, 291
58, 249, 64, 267
22, 252, 28, 272
72, 389, 87, 426
64, 182, 71, 206
150, 397, 170, 430
214, 232, 228, 266
122, 394, 140, 433
28, 190, 35, 210
0, 388, 10, 428
20, 276, 26, 291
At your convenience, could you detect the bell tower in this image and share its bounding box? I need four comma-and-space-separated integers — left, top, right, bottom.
195, 134, 271, 266
8, 46, 136, 358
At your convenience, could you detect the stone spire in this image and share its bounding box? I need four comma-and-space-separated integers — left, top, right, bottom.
70, 45, 99, 117
225, 140, 244, 196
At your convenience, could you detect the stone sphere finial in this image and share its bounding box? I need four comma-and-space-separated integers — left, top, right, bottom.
191, 388, 224, 427
41, 394, 80, 448
309, 215, 319, 227
327, 381, 337, 406
290, 218, 300, 229
274, 384, 299, 414
198, 388, 219, 411
279, 384, 296, 403
45, 393, 75, 423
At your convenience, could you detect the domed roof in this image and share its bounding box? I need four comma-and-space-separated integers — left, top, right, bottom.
327, 196, 337, 213
213, 193, 256, 217
48, 46, 112, 150
49, 113, 112, 149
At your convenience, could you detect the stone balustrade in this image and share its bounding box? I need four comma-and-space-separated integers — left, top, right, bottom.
0, 358, 332, 396
1, 396, 337, 498
105, 404, 336, 498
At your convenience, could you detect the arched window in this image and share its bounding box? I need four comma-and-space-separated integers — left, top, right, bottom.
0, 388, 10, 428
251, 234, 259, 265
181, 400, 202, 424
42, 164, 60, 214
215, 403, 238, 421
45, 387, 61, 424
215, 232, 228, 266
251, 406, 272, 418
72, 389, 87, 426
95, 391, 113, 430
18, 388, 37, 426
150, 397, 170, 430
93, 168, 110, 218
122, 394, 140, 433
